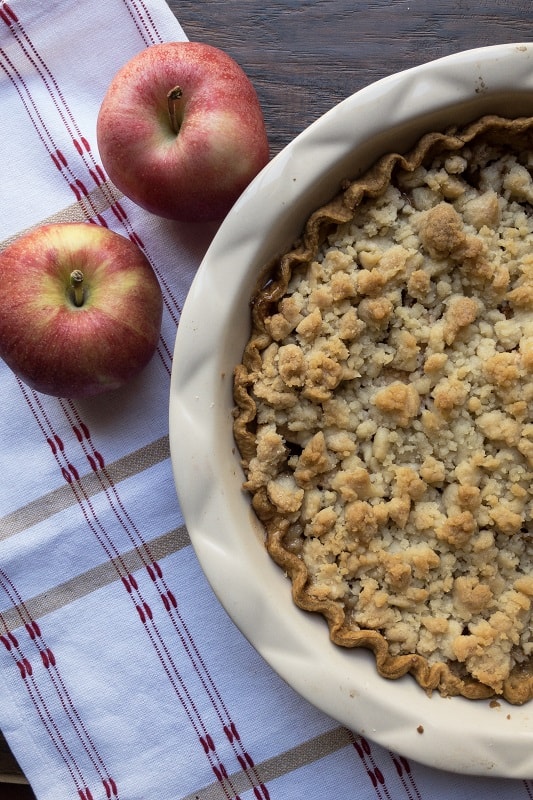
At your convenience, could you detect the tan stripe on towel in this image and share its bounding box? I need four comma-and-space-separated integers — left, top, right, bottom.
1, 525, 190, 630
179, 726, 355, 800
0, 436, 170, 541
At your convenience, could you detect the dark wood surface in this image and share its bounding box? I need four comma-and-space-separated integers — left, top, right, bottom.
0, 734, 35, 794
1, 0, 531, 791
170, 0, 532, 159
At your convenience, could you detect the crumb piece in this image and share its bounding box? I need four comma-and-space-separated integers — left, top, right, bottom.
372, 382, 420, 427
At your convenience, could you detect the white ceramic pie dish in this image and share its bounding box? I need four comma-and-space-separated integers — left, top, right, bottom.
169, 42, 533, 778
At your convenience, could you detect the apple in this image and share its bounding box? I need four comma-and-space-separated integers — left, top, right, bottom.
96, 41, 270, 223
0, 222, 163, 398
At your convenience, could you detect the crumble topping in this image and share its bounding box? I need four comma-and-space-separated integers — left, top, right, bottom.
234, 116, 533, 703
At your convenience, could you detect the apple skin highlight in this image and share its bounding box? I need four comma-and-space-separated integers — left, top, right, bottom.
0, 223, 163, 398
96, 41, 270, 222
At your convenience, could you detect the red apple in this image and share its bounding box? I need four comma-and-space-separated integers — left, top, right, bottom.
0, 222, 163, 398
96, 41, 270, 223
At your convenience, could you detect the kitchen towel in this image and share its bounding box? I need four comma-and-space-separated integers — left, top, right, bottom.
0, 1, 533, 798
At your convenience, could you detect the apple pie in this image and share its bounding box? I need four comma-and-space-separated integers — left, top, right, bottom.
233, 115, 533, 704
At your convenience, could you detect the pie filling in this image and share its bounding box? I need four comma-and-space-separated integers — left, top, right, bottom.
233, 115, 533, 704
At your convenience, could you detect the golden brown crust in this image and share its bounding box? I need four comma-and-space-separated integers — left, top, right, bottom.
233, 115, 533, 704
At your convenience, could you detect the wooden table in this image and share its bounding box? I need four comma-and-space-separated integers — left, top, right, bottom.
0, 0, 530, 795
172, 0, 531, 159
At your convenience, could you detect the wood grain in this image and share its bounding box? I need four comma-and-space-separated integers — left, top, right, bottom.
169, 0, 532, 156
1, 0, 531, 790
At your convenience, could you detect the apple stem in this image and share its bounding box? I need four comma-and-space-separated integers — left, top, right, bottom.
167, 86, 183, 135
70, 270, 85, 307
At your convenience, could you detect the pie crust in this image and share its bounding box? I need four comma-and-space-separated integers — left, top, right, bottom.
233, 115, 533, 704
